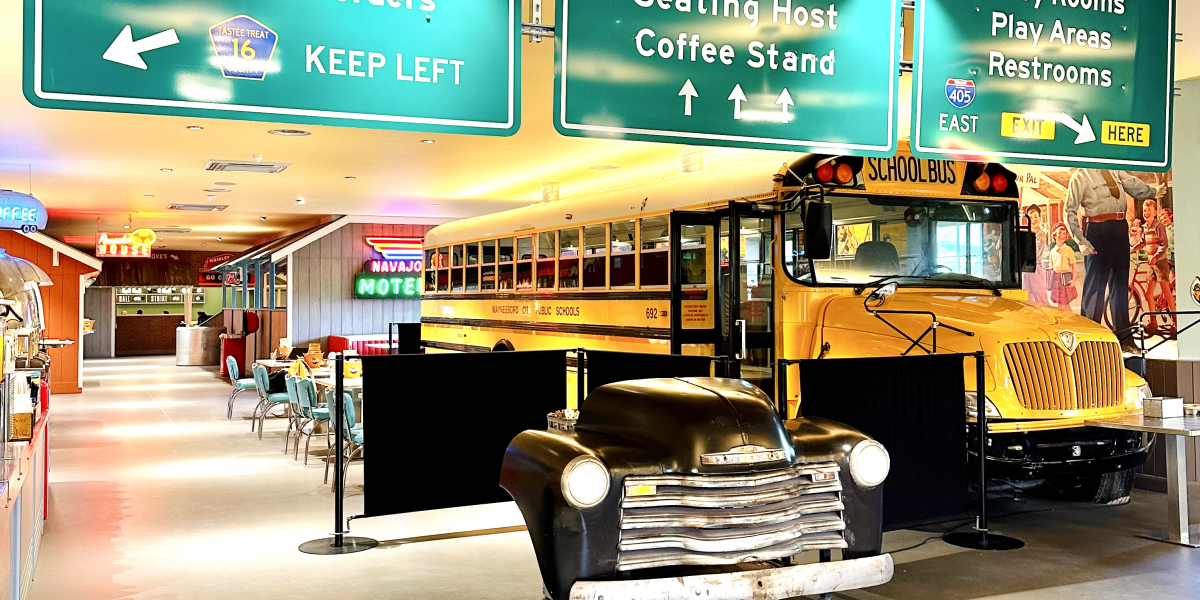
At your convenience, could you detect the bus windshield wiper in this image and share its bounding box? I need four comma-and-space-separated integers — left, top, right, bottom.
914, 273, 1002, 296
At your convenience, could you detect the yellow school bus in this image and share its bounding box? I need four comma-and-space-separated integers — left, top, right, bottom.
422, 140, 1150, 504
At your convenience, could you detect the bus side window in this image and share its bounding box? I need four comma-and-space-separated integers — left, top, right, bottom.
559, 228, 580, 289
640, 216, 669, 287
516, 236, 533, 289
451, 244, 464, 292
437, 246, 450, 292
498, 238, 514, 291
425, 247, 437, 292
611, 220, 636, 287
583, 225, 607, 289
481, 240, 497, 291
537, 231, 557, 290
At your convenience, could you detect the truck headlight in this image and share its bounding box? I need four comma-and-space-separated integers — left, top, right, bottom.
965, 392, 1001, 419
1126, 383, 1151, 410
561, 456, 610, 509
849, 440, 890, 489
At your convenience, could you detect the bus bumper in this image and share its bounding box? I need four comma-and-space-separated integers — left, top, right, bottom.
568, 554, 894, 600
969, 425, 1148, 479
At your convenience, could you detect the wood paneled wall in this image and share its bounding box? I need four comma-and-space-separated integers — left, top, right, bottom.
83, 287, 114, 358
290, 223, 434, 349
0, 231, 100, 394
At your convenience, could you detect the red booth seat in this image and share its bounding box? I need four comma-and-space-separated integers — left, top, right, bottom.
327, 334, 394, 356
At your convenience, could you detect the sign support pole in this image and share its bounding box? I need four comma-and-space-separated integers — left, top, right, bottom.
299, 354, 378, 555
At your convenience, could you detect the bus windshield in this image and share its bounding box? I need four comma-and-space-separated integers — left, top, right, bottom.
783, 195, 1019, 288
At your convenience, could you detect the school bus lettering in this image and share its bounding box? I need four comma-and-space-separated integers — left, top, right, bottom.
865, 156, 957, 185
556, 306, 581, 316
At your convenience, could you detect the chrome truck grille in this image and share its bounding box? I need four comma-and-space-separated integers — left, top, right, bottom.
616, 462, 846, 571
1003, 341, 1124, 411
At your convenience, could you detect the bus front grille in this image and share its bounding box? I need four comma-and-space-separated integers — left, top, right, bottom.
616, 462, 846, 571
1003, 341, 1124, 411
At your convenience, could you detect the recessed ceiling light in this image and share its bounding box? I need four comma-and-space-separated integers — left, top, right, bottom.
143, 194, 154, 198
590, 165, 620, 171
201, 243, 207, 247
344, 176, 356, 180
268, 129, 310, 136
214, 182, 237, 186
186, 125, 203, 131
296, 198, 306, 205
431, 203, 440, 207
420, 139, 435, 144
123, 225, 130, 229
161, 168, 173, 172
215, 237, 222, 241
204, 188, 232, 193
206, 196, 215, 202
259, 216, 267, 221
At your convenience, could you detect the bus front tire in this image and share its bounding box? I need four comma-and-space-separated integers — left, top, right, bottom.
1061, 467, 1136, 505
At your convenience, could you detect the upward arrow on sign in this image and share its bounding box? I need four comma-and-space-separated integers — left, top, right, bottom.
728, 84, 747, 120
102, 25, 179, 70
776, 89, 794, 124
679, 79, 699, 116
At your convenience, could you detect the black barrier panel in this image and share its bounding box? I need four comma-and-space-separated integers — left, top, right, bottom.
585, 350, 714, 396
387, 322, 422, 355
799, 354, 969, 530
361, 350, 568, 517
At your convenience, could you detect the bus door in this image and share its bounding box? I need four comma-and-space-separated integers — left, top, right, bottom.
728, 204, 776, 398
670, 211, 723, 358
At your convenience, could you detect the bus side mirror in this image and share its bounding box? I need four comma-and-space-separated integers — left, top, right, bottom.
1016, 230, 1037, 273
804, 201, 834, 261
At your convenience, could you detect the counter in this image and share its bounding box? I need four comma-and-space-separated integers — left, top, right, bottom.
116, 314, 183, 356
0, 410, 48, 597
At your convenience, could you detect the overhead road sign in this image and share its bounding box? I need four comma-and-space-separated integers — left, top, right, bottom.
24, 0, 520, 136
910, 0, 1174, 171
554, 0, 902, 156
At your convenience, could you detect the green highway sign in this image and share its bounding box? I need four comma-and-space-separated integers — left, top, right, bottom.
911, 0, 1175, 171
554, 0, 902, 155
23, 0, 520, 136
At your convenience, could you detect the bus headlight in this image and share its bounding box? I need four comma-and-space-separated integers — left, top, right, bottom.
1126, 383, 1151, 410
561, 456, 610, 509
849, 440, 890, 489
966, 392, 1001, 419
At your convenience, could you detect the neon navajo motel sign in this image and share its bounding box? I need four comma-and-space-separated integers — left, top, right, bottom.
364, 237, 423, 273
357, 237, 423, 299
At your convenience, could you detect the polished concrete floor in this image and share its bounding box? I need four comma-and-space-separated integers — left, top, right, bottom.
26, 356, 1200, 599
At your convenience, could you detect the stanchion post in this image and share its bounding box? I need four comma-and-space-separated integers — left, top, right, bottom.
576, 347, 586, 407
334, 354, 345, 547
944, 351, 1024, 551
298, 353, 378, 555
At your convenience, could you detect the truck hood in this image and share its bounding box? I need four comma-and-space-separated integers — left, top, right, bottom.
576, 377, 793, 474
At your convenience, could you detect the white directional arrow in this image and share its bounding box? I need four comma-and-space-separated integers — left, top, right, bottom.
679, 79, 699, 117
1058, 113, 1096, 145
103, 25, 180, 70
776, 88, 794, 124
728, 84, 747, 120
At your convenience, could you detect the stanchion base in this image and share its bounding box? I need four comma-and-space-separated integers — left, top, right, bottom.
1136, 532, 1200, 548
943, 531, 1025, 551
299, 536, 379, 555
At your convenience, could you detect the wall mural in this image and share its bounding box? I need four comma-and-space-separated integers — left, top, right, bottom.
1020, 168, 1174, 350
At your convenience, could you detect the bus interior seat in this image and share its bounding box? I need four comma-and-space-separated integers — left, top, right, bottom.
854, 241, 900, 274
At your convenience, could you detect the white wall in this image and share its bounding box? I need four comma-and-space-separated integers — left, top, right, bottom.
1173, 79, 1200, 359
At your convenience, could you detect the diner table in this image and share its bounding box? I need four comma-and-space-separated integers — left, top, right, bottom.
255, 359, 333, 378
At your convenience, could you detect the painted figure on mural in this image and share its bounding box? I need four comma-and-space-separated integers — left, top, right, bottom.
1064, 168, 1158, 349
1022, 204, 1049, 304
1049, 223, 1078, 310
1134, 199, 1176, 314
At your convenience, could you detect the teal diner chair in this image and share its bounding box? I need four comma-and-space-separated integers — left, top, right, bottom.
251, 363, 291, 439
226, 356, 257, 420
293, 377, 330, 464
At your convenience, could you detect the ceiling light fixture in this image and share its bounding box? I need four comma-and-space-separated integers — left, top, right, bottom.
214, 182, 237, 186
206, 196, 215, 202
143, 194, 154, 198
420, 139, 435, 144
268, 129, 311, 136
201, 243, 207, 247
204, 188, 232, 193
590, 165, 620, 171
186, 125, 204, 131
215, 237, 222, 241
296, 198, 306, 205
259, 216, 267, 221
161, 168, 173, 172
431, 203, 440, 207
344, 176, 356, 180
123, 225, 130, 229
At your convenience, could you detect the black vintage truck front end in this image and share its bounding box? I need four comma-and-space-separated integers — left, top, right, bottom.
499, 377, 894, 600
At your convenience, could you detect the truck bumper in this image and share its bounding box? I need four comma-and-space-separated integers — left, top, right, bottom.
568, 554, 894, 600
970, 425, 1148, 479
